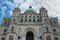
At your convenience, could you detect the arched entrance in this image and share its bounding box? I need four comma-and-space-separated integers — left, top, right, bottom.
26, 31, 34, 40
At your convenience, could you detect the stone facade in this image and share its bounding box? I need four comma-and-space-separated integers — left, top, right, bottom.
0, 6, 60, 40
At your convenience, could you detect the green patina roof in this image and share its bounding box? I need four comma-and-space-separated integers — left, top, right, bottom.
28, 6, 33, 10
24, 6, 36, 13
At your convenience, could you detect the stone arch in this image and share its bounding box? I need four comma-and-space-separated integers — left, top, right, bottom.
26, 31, 34, 40
24, 28, 36, 37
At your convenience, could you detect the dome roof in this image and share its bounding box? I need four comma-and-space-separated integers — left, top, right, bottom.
24, 6, 36, 13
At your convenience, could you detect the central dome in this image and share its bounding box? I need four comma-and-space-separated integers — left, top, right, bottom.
24, 6, 36, 13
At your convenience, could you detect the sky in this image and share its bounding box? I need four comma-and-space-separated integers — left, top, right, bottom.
0, 0, 60, 24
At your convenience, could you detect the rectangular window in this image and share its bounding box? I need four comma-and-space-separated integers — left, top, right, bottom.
9, 36, 13, 40
54, 37, 58, 40
40, 36, 42, 40
11, 26, 14, 32
1, 37, 5, 40
46, 36, 51, 40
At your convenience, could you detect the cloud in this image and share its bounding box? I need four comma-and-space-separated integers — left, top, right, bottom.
0, 0, 60, 24
14, 0, 60, 24
0, 0, 16, 24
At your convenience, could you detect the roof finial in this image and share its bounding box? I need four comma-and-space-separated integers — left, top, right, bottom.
29, 5, 32, 8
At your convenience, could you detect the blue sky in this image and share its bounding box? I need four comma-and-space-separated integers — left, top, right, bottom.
0, 0, 60, 24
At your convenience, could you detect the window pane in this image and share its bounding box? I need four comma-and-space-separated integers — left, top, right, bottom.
29, 19, 31, 22
33, 19, 35, 22
54, 37, 58, 40
1, 37, 5, 40
3, 29, 7, 34
20, 19, 23, 22
46, 36, 51, 40
25, 19, 27, 21
37, 19, 40, 22
9, 36, 13, 40
25, 16, 27, 17
29, 16, 31, 17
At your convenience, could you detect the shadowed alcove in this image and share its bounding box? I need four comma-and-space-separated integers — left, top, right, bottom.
26, 31, 34, 40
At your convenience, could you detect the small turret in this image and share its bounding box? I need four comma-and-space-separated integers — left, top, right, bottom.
2, 18, 11, 26
39, 6, 49, 23
13, 5, 21, 17
39, 6, 48, 17
11, 5, 21, 24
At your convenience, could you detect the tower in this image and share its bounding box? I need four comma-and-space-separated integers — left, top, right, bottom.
39, 6, 52, 36
39, 6, 48, 23
13, 7, 21, 17
11, 7, 21, 23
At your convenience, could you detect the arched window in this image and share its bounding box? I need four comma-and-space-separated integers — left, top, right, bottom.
11, 26, 14, 32
3, 29, 7, 34
21, 15, 23, 17
25, 16, 27, 17
54, 37, 58, 40
29, 16, 31, 17
37, 16, 39, 17
14, 18, 15, 22
18, 36, 20, 40
53, 29, 57, 35
1, 37, 5, 40
50, 20, 52, 24
44, 19, 47, 22
53, 29, 56, 32
33, 19, 35, 22
46, 27, 49, 33
18, 28, 21, 33
39, 28, 41, 33
33, 16, 35, 17
37, 19, 40, 22
53, 21, 57, 25
29, 19, 31, 22
40, 36, 42, 40
25, 19, 27, 21
20, 19, 23, 22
